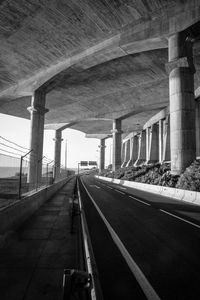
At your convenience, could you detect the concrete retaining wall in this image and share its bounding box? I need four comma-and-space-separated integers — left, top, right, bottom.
97, 176, 200, 206
0, 176, 74, 235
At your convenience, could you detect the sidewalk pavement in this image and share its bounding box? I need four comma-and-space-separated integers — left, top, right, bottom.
0, 176, 80, 300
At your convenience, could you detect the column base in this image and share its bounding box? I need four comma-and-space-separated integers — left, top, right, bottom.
145, 160, 158, 165
121, 161, 128, 168
134, 159, 146, 166
161, 160, 171, 164
126, 160, 133, 167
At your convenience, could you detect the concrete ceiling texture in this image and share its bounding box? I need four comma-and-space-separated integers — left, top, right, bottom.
0, 0, 200, 138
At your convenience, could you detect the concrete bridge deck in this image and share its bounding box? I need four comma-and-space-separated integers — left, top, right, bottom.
0, 177, 79, 300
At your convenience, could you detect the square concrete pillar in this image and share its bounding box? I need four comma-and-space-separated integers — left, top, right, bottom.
121, 140, 128, 167
126, 137, 133, 167
195, 99, 200, 158
112, 119, 122, 171
131, 135, 139, 164
146, 123, 159, 164
159, 119, 164, 163
135, 130, 146, 166
124, 139, 132, 167
121, 142, 126, 164
99, 138, 106, 172
146, 127, 150, 162
163, 115, 170, 162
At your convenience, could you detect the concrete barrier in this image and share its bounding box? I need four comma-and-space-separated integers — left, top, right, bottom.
0, 176, 74, 236
96, 176, 200, 206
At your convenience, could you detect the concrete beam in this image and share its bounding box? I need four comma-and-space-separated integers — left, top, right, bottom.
143, 107, 169, 129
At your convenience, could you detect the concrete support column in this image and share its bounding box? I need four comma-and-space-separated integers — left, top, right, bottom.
121, 141, 128, 167
168, 31, 196, 174
163, 115, 171, 162
135, 130, 146, 166
111, 119, 122, 171
146, 127, 150, 162
28, 90, 48, 189
126, 139, 133, 167
146, 123, 159, 164
159, 120, 164, 163
195, 100, 200, 158
132, 135, 139, 164
53, 130, 63, 180
122, 139, 130, 167
121, 142, 126, 165
99, 138, 106, 173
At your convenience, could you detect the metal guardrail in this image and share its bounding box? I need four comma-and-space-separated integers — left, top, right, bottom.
63, 176, 103, 300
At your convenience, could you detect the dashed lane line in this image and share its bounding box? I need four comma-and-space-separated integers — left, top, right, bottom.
114, 189, 125, 195
160, 209, 200, 230
106, 186, 113, 189
80, 179, 161, 300
117, 186, 127, 190
129, 196, 151, 206
89, 185, 101, 189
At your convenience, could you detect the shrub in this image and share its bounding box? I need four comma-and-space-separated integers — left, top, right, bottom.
176, 160, 200, 191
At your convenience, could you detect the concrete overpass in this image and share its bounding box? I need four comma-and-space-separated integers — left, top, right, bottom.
0, 0, 200, 183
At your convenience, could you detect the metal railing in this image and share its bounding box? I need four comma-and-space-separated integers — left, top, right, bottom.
63, 176, 103, 300
0, 152, 74, 200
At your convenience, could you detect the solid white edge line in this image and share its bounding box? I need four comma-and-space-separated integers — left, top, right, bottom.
129, 195, 151, 206
81, 178, 161, 300
159, 209, 200, 229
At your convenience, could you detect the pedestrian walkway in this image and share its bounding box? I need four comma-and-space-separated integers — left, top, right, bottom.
0, 177, 79, 300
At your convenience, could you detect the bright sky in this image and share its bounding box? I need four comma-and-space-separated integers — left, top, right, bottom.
0, 113, 112, 169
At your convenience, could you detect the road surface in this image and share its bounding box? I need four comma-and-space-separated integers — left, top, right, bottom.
78, 174, 200, 300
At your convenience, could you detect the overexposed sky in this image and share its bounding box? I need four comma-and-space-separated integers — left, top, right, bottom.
0, 113, 112, 168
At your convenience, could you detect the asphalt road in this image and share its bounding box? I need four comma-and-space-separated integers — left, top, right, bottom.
78, 174, 200, 300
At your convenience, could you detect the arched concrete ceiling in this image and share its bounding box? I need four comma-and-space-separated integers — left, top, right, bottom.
0, 0, 200, 136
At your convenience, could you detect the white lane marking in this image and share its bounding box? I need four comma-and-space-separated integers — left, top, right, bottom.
81, 179, 161, 300
106, 186, 113, 189
129, 196, 151, 206
118, 186, 127, 190
89, 185, 101, 189
114, 189, 125, 195
160, 209, 200, 229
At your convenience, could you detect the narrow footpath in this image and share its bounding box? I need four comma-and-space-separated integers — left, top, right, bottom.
0, 177, 79, 300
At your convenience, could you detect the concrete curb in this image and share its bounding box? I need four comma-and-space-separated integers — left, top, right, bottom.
96, 176, 200, 206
